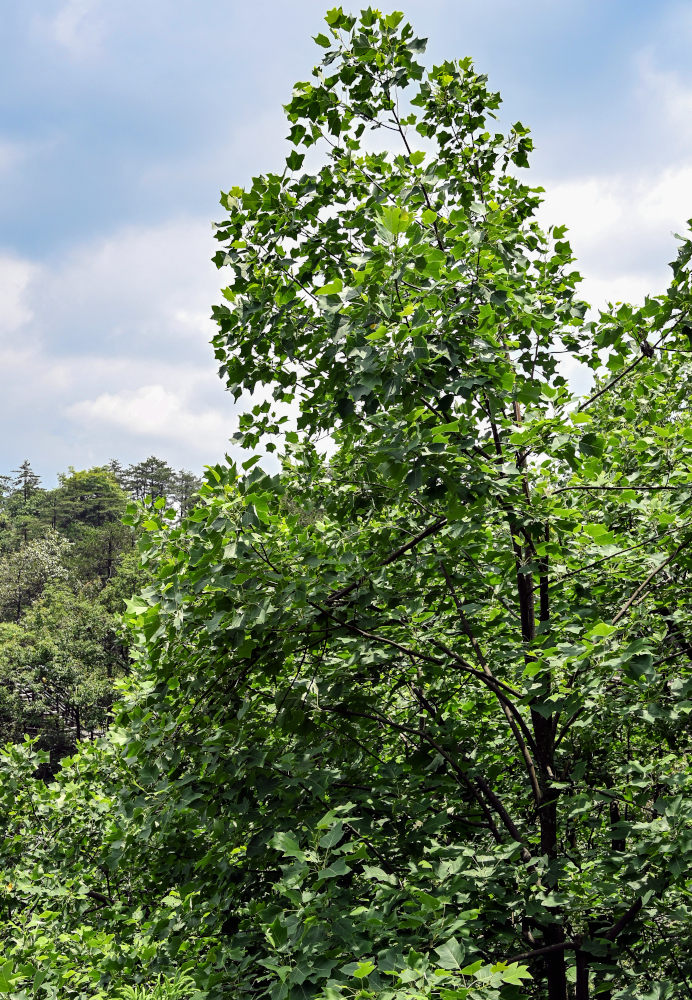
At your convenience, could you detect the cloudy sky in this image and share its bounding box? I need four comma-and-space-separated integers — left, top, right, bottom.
2, 0, 692, 483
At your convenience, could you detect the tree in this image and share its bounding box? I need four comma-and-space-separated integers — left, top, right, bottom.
51, 467, 127, 530
1, 9, 691, 1000
10, 586, 123, 739
47, 467, 133, 581
0, 530, 70, 622
122, 456, 175, 505
4, 460, 44, 545
0, 586, 124, 762
0, 548, 139, 770
11, 460, 41, 503
122, 9, 692, 997
171, 468, 202, 520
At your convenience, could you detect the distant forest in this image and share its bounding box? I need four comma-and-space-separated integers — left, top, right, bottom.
0, 457, 201, 768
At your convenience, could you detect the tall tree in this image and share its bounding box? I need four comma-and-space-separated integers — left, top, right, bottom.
47, 468, 132, 581
106, 458, 125, 482
6, 460, 44, 544
0, 585, 125, 757
122, 456, 175, 505
120, 10, 692, 997
51, 467, 127, 530
11, 460, 41, 503
171, 468, 202, 520
0, 531, 70, 622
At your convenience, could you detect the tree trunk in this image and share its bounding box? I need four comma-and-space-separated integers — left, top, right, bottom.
575, 948, 589, 1000
533, 710, 567, 999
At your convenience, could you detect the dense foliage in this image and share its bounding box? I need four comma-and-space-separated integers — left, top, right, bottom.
1, 9, 691, 1000
0, 459, 200, 764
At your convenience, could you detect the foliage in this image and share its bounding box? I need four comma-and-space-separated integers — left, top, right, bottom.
1, 8, 692, 1000
0, 531, 70, 622
0, 459, 195, 762
48, 468, 131, 578
115, 971, 202, 1000
4, 461, 43, 544
0, 460, 201, 556
0, 585, 126, 750
112, 457, 202, 518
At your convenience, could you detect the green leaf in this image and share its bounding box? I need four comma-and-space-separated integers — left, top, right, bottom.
366, 324, 388, 341
286, 150, 305, 171
317, 277, 343, 295
579, 431, 605, 457
586, 622, 618, 639
385, 11, 404, 28
435, 937, 465, 970
353, 960, 376, 979
378, 205, 411, 235
271, 832, 306, 861
497, 963, 532, 984
317, 859, 351, 880
460, 960, 483, 975
319, 821, 345, 848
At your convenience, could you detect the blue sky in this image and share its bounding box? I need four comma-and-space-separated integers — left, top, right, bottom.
2, 0, 692, 483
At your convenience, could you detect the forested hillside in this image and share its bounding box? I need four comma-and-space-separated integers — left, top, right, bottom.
0, 458, 200, 765
0, 9, 691, 1000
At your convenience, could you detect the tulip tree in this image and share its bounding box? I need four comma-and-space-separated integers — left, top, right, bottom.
2, 8, 692, 1000
196, 8, 692, 996
131, 7, 692, 998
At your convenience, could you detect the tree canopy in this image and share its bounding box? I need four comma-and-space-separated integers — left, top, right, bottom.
0, 457, 200, 768
1, 9, 692, 1000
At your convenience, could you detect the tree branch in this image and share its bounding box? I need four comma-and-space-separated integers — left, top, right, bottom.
509, 941, 579, 963
438, 558, 542, 803
612, 538, 689, 624
577, 354, 645, 412
324, 517, 447, 606
323, 703, 504, 844
604, 897, 643, 941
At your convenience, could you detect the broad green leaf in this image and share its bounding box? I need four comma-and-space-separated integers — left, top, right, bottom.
435, 937, 465, 970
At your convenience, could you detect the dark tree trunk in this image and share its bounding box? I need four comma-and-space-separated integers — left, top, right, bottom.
575, 948, 590, 1000
533, 711, 567, 999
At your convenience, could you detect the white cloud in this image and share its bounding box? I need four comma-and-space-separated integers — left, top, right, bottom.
5, 9, 692, 480
637, 53, 692, 148
32, 217, 221, 358
537, 163, 692, 309
0, 255, 38, 338
530, 35, 692, 312
0, 220, 240, 477
46, 0, 105, 56
67, 383, 235, 452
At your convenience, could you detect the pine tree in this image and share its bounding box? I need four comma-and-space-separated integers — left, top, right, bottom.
122, 456, 175, 504
171, 469, 201, 519
11, 460, 40, 503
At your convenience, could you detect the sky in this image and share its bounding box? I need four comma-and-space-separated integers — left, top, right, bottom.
2, 0, 692, 484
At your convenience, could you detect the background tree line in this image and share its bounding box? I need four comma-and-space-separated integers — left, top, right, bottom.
0, 456, 201, 767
